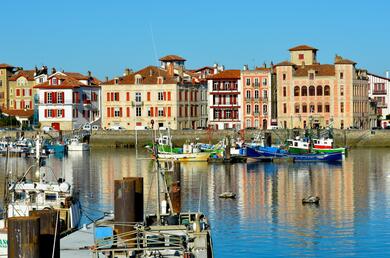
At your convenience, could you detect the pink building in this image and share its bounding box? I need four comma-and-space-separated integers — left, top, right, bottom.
368, 73, 390, 122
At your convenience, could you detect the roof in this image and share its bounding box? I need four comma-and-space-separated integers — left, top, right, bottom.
9, 70, 35, 81
294, 64, 335, 77
275, 61, 296, 67
34, 72, 100, 89
159, 55, 186, 62
367, 72, 390, 81
2, 109, 34, 118
0, 63, 14, 69
194, 66, 214, 72
208, 70, 241, 80
334, 58, 356, 65
255, 67, 272, 71
63, 72, 90, 80
102, 66, 178, 85
289, 45, 318, 51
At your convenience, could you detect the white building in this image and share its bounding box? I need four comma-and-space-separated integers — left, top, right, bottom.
35, 71, 101, 130
368, 72, 390, 124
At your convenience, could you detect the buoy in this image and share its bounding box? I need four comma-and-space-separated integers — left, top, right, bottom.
219, 192, 236, 199
302, 196, 320, 204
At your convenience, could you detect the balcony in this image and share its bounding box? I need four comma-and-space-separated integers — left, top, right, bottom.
377, 102, 388, 108
372, 90, 387, 95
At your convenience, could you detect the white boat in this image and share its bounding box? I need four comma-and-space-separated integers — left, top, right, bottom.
67, 136, 90, 151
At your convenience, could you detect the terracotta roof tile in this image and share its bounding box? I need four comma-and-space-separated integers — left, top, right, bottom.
63, 72, 90, 80
194, 66, 214, 72
334, 59, 356, 65
0, 63, 14, 69
159, 55, 186, 62
289, 45, 318, 51
275, 61, 295, 67
2, 109, 34, 118
255, 67, 272, 71
34, 73, 100, 89
208, 70, 241, 80
294, 64, 335, 77
9, 70, 35, 81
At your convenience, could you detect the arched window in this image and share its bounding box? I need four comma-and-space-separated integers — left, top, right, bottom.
309, 103, 315, 113
246, 90, 251, 99
309, 86, 315, 96
301, 86, 307, 96
295, 103, 300, 113
294, 86, 300, 96
302, 103, 307, 113
317, 85, 323, 96
317, 103, 323, 112
325, 103, 330, 112
324, 85, 330, 96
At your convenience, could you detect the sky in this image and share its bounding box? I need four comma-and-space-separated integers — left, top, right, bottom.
0, 0, 389, 79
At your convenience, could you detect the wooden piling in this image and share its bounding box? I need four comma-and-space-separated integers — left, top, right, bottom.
8, 216, 40, 258
29, 210, 60, 258
123, 177, 144, 222
170, 161, 181, 213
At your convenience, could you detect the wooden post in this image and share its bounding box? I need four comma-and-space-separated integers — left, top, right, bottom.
8, 216, 40, 258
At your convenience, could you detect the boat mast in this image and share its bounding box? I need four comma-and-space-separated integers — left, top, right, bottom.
2, 142, 10, 225
151, 120, 161, 224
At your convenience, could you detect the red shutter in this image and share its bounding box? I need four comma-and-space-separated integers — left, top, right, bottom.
155, 107, 158, 117
62, 109, 65, 117
30, 101, 32, 109
119, 107, 123, 117
127, 107, 130, 117
45, 109, 48, 118
126, 92, 129, 101
147, 92, 151, 101
76, 93, 80, 103
111, 93, 114, 101
61, 92, 64, 103
163, 92, 166, 101
111, 107, 114, 117
107, 92, 110, 101
179, 92, 182, 101
52, 109, 56, 117
168, 107, 171, 117
29, 89, 32, 96
44, 92, 47, 103
22, 89, 25, 96
168, 92, 171, 101
117, 92, 120, 101
190, 92, 193, 101
163, 107, 166, 117
107, 107, 110, 117
53, 92, 57, 104
21, 100, 24, 109
150, 107, 154, 117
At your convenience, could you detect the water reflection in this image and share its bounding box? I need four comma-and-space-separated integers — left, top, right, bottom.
1, 148, 390, 257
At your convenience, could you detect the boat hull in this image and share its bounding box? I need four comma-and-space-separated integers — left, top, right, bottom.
67, 143, 90, 151
157, 152, 210, 162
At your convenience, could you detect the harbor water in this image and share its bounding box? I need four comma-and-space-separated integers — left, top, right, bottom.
1, 148, 390, 257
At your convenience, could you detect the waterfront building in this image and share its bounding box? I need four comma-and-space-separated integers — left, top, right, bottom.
35, 70, 101, 130
275, 45, 372, 129
207, 70, 242, 130
101, 56, 208, 130
367, 72, 390, 126
241, 65, 272, 129
0, 63, 16, 109
8, 69, 36, 111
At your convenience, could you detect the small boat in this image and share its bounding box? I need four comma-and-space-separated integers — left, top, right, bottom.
219, 192, 236, 199
67, 136, 90, 151
157, 151, 211, 162
302, 196, 320, 204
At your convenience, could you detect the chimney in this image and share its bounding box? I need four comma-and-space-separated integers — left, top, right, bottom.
114, 77, 119, 84
34, 66, 38, 73
88, 70, 92, 77
105, 76, 109, 82
335, 54, 343, 63
124, 68, 131, 76
386, 71, 390, 79
263, 62, 267, 68
51, 67, 56, 74
167, 63, 174, 77
243, 65, 248, 71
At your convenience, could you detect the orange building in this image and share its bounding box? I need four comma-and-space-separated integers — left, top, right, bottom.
275, 45, 371, 129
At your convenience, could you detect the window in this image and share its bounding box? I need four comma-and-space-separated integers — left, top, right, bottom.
114, 108, 121, 117
254, 105, 259, 114
57, 109, 63, 117
114, 92, 120, 101
246, 119, 251, 127
254, 78, 259, 86
283, 73, 286, 80
254, 90, 259, 99
325, 103, 330, 112
262, 78, 267, 86
52, 78, 58, 85
158, 108, 164, 117
299, 54, 304, 60
158, 92, 164, 101
294, 86, 300, 96
317, 103, 322, 112
47, 109, 53, 117
226, 110, 231, 118
246, 78, 251, 86
340, 85, 344, 96
246, 104, 251, 114
302, 103, 307, 113
254, 119, 259, 128
47, 92, 52, 103
214, 109, 220, 119
135, 92, 141, 102
295, 104, 300, 113
136, 107, 142, 116
324, 85, 330, 96
340, 102, 344, 113
246, 90, 251, 99
317, 85, 323, 96
340, 72, 344, 79
310, 103, 315, 113
263, 105, 268, 114
309, 72, 314, 80
57, 92, 63, 103
136, 76, 142, 84
263, 90, 268, 99
283, 103, 287, 113
301, 86, 307, 96
309, 86, 315, 96
283, 87, 286, 97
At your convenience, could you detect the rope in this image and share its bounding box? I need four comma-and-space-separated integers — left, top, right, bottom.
52, 210, 59, 258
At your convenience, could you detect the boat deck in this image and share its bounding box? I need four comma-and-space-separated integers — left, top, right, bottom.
61, 224, 94, 258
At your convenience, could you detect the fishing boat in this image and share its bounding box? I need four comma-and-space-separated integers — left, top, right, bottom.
286, 137, 345, 155
312, 138, 346, 154
67, 136, 90, 151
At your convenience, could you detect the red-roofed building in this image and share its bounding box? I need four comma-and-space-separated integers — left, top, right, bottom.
0, 63, 15, 109
207, 69, 242, 129
9, 70, 36, 112
35, 71, 101, 130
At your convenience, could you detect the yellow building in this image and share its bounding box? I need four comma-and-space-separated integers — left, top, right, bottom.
0, 63, 15, 109
275, 45, 371, 129
101, 64, 208, 130
9, 70, 36, 111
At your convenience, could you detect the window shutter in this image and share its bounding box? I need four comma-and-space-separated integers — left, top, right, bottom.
45, 109, 47, 118
126, 92, 129, 101
22, 89, 25, 96
30, 101, 32, 108
155, 107, 158, 117
163, 107, 166, 117
163, 92, 166, 101
111, 107, 114, 118
147, 92, 151, 101
53, 92, 57, 104
119, 107, 123, 117
168, 107, 171, 117
29, 89, 32, 96
107, 92, 110, 101
53, 109, 57, 117
127, 107, 130, 117
150, 107, 154, 117
44, 92, 47, 103
168, 92, 171, 101
62, 109, 65, 117
107, 107, 110, 117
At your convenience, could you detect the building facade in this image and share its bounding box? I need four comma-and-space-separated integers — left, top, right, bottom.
275, 45, 372, 129
0, 63, 16, 109
101, 63, 208, 130
368, 73, 390, 121
8, 70, 36, 111
241, 67, 272, 129
35, 71, 100, 130
207, 70, 242, 130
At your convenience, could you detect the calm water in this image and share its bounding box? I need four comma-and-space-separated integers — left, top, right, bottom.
1, 148, 390, 257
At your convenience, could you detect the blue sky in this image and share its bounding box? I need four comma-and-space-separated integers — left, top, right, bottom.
0, 0, 389, 79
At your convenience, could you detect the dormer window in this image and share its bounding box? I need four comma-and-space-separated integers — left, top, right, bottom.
135, 74, 142, 84
309, 72, 315, 80
52, 78, 58, 85
157, 76, 164, 84
299, 54, 304, 60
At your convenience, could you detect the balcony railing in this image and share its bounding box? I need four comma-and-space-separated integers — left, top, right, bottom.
372, 90, 387, 95
377, 102, 388, 108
